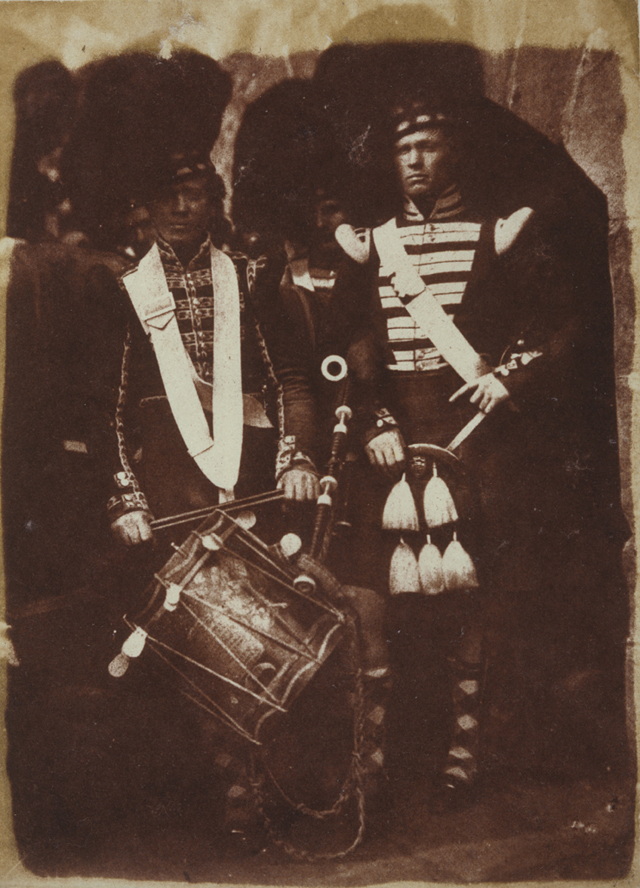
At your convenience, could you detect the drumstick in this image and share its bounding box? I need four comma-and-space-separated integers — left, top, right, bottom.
150, 489, 285, 531
151, 489, 284, 530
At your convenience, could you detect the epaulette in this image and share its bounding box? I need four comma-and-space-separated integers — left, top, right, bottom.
335, 224, 371, 264
494, 207, 534, 255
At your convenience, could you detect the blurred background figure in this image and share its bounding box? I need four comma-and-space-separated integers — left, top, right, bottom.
232, 80, 364, 463
7, 60, 78, 243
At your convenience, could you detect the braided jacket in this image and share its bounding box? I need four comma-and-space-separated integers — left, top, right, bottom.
87, 235, 316, 522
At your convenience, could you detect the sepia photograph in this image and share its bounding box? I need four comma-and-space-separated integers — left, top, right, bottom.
0, 0, 638, 884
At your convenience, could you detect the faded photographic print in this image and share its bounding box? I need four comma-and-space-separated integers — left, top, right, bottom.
0, 1, 637, 884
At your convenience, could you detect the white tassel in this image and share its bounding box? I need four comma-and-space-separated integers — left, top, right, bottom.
382, 474, 419, 531
423, 463, 458, 528
442, 532, 479, 591
389, 538, 421, 594
419, 535, 445, 595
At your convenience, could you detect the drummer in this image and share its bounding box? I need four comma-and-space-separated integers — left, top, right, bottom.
88, 150, 320, 549
83, 147, 328, 844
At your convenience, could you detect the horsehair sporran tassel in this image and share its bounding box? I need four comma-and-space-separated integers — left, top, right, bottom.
382, 473, 419, 531
423, 462, 458, 527
442, 531, 479, 591
389, 537, 421, 594
418, 534, 445, 595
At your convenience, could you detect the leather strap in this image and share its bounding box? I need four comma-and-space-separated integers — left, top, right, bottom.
373, 219, 490, 383
122, 243, 243, 494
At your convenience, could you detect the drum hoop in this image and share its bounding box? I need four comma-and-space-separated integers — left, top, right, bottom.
126, 618, 344, 745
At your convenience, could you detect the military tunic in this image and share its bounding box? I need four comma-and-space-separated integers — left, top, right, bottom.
88, 235, 314, 528
330, 185, 627, 600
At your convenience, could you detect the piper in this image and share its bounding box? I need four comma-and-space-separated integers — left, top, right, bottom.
327, 84, 595, 804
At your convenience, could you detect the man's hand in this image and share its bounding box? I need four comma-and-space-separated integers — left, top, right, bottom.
278, 467, 321, 502
111, 510, 154, 546
365, 428, 406, 477
449, 372, 510, 414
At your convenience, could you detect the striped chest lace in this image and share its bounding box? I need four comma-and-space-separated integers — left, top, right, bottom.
379, 205, 481, 373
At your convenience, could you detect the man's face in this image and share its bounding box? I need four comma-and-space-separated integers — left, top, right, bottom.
394, 127, 457, 200
148, 175, 213, 249
120, 205, 154, 257
315, 196, 348, 237
309, 194, 349, 266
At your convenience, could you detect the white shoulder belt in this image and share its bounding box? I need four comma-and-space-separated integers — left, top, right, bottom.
372, 218, 490, 383
122, 243, 243, 496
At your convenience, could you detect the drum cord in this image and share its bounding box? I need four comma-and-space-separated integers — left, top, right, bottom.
248, 615, 368, 860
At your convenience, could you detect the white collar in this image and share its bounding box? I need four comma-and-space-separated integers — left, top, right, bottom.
289, 256, 315, 291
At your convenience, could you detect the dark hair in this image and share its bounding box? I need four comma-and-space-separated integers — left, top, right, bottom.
205, 171, 232, 248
